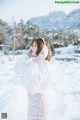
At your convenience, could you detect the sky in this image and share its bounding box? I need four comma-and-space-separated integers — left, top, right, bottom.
0, 0, 80, 24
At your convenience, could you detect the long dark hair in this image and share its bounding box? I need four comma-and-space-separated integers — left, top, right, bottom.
31, 38, 51, 61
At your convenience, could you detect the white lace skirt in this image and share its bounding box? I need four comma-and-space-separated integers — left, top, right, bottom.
28, 93, 48, 120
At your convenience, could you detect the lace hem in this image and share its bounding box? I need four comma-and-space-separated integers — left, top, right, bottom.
28, 93, 48, 120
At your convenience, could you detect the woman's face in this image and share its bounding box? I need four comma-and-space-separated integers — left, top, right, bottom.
31, 41, 38, 56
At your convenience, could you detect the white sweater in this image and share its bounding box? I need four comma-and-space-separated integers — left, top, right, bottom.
14, 55, 52, 93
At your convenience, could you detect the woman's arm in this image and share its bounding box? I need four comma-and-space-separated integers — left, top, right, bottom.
27, 49, 33, 58
38, 62, 53, 92
13, 54, 29, 74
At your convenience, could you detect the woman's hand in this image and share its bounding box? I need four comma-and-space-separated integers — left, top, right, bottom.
27, 46, 37, 58
27, 49, 33, 58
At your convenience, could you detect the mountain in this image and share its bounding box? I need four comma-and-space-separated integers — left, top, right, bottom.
63, 9, 80, 29
27, 9, 80, 31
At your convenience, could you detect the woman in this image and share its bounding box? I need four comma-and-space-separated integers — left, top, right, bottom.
16, 38, 52, 120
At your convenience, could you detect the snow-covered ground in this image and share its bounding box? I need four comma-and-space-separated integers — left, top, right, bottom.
0, 46, 80, 120
54, 45, 80, 62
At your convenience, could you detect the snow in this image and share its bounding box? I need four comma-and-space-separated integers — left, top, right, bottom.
55, 44, 77, 54
0, 55, 28, 120
0, 48, 80, 120
28, 9, 80, 31
54, 45, 80, 62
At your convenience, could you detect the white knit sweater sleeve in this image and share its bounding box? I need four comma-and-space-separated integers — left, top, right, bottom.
38, 62, 53, 92
14, 54, 29, 74
20, 59, 53, 93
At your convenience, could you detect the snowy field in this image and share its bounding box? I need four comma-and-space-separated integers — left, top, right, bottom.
0, 46, 80, 120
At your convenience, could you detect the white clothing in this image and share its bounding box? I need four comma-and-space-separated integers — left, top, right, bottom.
13, 42, 52, 120
28, 93, 48, 120
14, 56, 52, 93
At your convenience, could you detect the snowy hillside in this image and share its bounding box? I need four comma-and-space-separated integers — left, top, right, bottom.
28, 9, 80, 31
